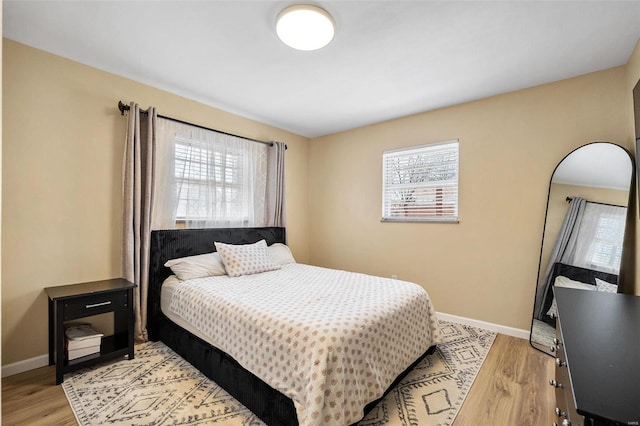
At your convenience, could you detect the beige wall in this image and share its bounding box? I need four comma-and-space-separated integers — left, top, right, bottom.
308, 66, 629, 331
1, 40, 310, 365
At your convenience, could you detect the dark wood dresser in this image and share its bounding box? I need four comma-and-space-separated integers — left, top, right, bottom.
551, 287, 640, 426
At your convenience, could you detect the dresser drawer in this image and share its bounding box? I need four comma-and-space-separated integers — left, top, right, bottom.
553, 326, 570, 423
555, 316, 583, 426
63, 291, 129, 320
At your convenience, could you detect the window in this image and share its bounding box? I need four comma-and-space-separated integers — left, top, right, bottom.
382, 140, 459, 222
586, 205, 626, 272
174, 138, 246, 221
570, 202, 626, 274
153, 116, 282, 229
165, 125, 268, 227
590, 215, 624, 270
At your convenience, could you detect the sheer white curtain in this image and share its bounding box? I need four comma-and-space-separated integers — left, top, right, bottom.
152, 118, 178, 229
154, 117, 269, 228
564, 202, 627, 274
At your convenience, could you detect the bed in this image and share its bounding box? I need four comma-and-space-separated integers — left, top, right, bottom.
148, 227, 440, 426
540, 262, 619, 326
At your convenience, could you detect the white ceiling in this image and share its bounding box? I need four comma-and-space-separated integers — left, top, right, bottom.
4, 1, 640, 138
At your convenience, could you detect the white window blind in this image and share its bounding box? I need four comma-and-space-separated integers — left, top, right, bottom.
174, 138, 245, 221
587, 205, 626, 272
569, 202, 626, 274
167, 129, 267, 228
590, 216, 624, 271
382, 140, 459, 222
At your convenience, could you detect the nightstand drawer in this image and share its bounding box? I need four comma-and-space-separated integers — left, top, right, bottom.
63, 292, 129, 320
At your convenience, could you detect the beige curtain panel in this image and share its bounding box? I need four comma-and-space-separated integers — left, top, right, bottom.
266, 141, 286, 227
123, 102, 157, 342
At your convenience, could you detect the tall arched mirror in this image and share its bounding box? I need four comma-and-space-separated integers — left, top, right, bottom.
530, 142, 634, 355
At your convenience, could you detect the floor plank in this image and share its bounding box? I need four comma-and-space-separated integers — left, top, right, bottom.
454, 334, 556, 425
2, 366, 76, 425
2, 334, 556, 425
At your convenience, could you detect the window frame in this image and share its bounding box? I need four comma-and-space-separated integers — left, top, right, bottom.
173, 136, 249, 223
381, 139, 459, 223
585, 206, 626, 273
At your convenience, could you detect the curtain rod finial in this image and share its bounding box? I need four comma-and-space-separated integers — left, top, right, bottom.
118, 101, 129, 116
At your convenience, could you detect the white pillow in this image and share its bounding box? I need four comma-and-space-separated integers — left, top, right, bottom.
268, 243, 296, 265
214, 240, 280, 277
595, 277, 618, 293
164, 252, 226, 281
546, 276, 595, 318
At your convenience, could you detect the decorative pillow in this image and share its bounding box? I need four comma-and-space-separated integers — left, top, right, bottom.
214, 240, 280, 277
595, 277, 618, 293
164, 252, 226, 281
546, 276, 595, 318
268, 243, 296, 265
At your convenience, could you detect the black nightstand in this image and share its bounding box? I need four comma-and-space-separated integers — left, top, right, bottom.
45, 278, 136, 384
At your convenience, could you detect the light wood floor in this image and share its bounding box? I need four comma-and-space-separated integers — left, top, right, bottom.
1, 334, 555, 425
454, 334, 555, 425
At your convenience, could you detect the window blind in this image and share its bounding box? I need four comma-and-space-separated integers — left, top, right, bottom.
382, 140, 459, 222
568, 202, 626, 275
174, 138, 244, 221
588, 208, 626, 272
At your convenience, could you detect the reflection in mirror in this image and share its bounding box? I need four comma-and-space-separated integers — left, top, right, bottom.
530, 142, 633, 355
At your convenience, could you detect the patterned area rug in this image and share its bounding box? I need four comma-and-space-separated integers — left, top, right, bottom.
62, 321, 495, 426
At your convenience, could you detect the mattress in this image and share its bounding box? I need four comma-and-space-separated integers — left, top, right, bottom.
161, 263, 440, 426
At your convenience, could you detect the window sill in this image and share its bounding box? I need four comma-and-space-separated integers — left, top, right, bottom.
381, 217, 459, 223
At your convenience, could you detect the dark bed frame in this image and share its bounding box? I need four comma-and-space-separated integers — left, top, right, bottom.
148, 227, 435, 426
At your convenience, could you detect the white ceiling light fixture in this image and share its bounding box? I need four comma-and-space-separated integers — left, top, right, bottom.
276, 4, 335, 51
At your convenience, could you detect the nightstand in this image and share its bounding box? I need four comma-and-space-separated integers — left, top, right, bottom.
45, 278, 136, 384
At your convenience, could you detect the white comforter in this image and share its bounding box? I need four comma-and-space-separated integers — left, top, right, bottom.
166, 263, 440, 426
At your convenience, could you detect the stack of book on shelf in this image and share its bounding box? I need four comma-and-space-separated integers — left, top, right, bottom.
65, 324, 104, 361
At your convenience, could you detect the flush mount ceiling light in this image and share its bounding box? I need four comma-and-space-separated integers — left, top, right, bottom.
276, 5, 335, 51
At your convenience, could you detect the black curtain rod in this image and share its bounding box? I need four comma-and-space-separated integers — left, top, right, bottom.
565, 196, 625, 209
118, 101, 274, 147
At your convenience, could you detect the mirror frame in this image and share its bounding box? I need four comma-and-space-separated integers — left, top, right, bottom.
530, 141, 635, 355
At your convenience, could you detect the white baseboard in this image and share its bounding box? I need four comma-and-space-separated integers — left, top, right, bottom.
2, 354, 49, 378
1, 313, 530, 377
437, 311, 530, 340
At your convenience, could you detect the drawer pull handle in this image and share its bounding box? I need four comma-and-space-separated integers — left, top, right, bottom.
86, 301, 112, 308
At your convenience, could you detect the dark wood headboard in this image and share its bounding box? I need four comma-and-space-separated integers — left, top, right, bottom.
147, 227, 286, 340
